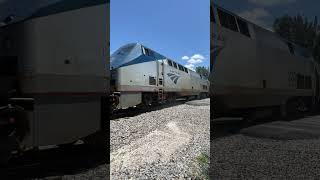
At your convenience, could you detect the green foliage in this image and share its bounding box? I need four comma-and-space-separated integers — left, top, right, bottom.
190, 153, 210, 180
195, 66, 210, 79
273, 14, 320, 63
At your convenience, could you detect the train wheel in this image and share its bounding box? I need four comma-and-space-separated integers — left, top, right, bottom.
286, 98, 309, 118
142, 93, 152, 109
167, 94, 176, 103
197, 94, 201, 100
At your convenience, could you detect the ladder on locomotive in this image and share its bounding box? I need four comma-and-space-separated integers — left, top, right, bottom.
158, 88, 164, 102
157, 60, 165, 103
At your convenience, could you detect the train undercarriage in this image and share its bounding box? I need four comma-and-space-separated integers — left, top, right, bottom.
212, 95, 317, 121
110, 91, 209, 112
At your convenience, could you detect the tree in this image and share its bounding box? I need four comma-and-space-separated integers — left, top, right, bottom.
195, 66, 210, 79
273, 14, 320, 63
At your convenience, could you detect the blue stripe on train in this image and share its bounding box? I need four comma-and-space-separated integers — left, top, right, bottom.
118, 54, 161, 68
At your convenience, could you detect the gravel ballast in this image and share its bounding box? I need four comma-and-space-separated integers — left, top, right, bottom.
211, 115, 320, 179
110, 98, 210, 179
18, 98, 209, 179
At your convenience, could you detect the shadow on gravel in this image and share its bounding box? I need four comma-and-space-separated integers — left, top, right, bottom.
211, 110, 320, 140
0, 145, 108, 180
111, 98, 201, 120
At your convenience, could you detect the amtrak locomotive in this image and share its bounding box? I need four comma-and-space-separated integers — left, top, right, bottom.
211, 2, 320, 118
110, 43, 209, 110
0, 0, 109, 164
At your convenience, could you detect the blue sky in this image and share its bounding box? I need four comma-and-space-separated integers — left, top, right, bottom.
214, 0, 320, 31
111, 0, 210, 70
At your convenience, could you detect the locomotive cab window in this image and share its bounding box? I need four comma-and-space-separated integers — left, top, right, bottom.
217, 8, 238, 32
144, 47, 154, 57
237, 18, 251, 37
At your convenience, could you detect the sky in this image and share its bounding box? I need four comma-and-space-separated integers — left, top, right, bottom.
214, 0, 320, 31
111, 0, 210, 70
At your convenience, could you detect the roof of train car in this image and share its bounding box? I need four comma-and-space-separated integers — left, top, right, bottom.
211, 2, 312, 53
111, 43, 187, 70
111, 43, 209, 80
0, 0, 109, 27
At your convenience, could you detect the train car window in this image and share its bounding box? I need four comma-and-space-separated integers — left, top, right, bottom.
149, 76, 156, 85
167, 60, 173, 66
217, 8, 238, 32
173, 62, 178, 69
287, 43, 295, 55
178, 64, 184, 71
296, 74, 305, 89
184, 67, 188, 73
237, 18, 251, 37
211, 6, 215, 23
305, 76, 312, 89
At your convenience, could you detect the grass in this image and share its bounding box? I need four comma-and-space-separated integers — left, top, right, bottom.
190, 152, 210, 180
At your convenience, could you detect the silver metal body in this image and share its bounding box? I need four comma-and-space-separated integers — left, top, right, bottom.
0, 2, 109, 149
111, 43, 209, 109
211, 3, 320, 116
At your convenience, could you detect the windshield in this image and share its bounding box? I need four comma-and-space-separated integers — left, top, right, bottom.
110, 43, 140, 69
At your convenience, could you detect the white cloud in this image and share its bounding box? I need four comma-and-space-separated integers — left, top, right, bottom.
238, 8, 272, 30
184, 53, 206, 71
181, 56, 189, 60
187, 54, 205, 64
248, 0, 296, 6
188, 59, 202, 64
185, 64, 195, 71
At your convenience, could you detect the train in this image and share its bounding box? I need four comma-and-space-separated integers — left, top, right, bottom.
210, 2, 320, 119
0, 0, 109, 164
110, 43, 209, 110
